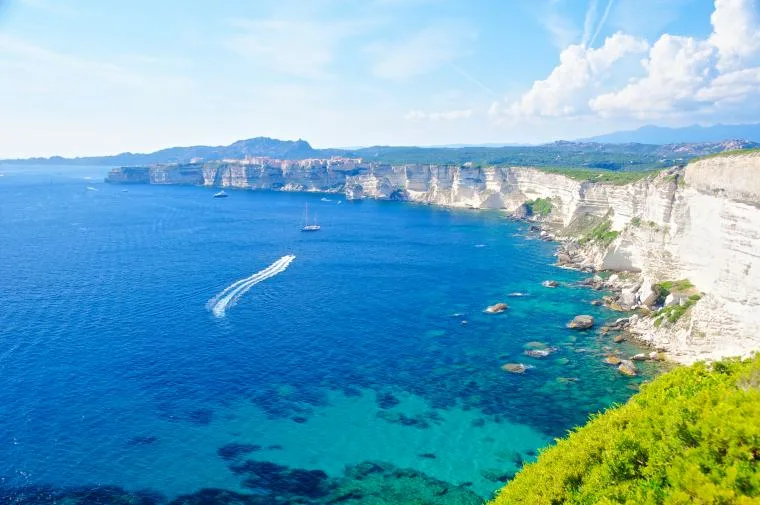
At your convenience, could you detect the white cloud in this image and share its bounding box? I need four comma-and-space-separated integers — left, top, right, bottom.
405, 108, 473, 121
369, 22, 476, 81
495, 32, 647, 118
590, 35, 715, 118
581, 0, 599, 46
709, 0, 760, 72
495, 0, 760, 122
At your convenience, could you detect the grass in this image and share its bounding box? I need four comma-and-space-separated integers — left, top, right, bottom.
690, 147, 760, 163
653, 295, 700, 325
535, 167, 662, 185
579, 219, 619, 247
655, 279, 695, 296
525, 197, 553, 217
489, 355, 760, 505
649, 280, 700, 326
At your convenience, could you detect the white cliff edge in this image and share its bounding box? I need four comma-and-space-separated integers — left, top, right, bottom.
343, 156, 760, 364
107, 154, 760, 363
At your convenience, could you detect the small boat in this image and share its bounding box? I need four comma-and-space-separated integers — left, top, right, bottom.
213, 190, 229, 198
301, 203, 320, 232
86, 186, 99, 191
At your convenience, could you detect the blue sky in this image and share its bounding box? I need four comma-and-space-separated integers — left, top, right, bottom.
0, 0, 757, 157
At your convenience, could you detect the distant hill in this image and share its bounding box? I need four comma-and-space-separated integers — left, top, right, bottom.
4, 137, 321, 166
585, 123, 760, 144
3, 136, 758, 171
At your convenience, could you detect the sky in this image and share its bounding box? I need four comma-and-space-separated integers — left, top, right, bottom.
0, 0, 758, 157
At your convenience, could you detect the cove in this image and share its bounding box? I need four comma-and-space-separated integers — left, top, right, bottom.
0, 166, 662, 502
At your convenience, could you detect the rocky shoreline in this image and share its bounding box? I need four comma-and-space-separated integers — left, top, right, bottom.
517, 222, 666, 371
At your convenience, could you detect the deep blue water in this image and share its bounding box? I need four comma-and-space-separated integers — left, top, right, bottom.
0, 165, 659, 503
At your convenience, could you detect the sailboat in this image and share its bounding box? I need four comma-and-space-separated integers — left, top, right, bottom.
301, 203, 321, 232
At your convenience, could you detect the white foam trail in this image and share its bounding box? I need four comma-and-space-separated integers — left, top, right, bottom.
207, 256, 293, 315
208, 255, 295, 318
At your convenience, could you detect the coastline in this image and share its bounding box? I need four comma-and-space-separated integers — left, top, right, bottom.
104, 153, 760, 366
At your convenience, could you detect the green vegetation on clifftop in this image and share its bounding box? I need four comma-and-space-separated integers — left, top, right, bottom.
536, 167, 661, 185
490, 355, 760, 505
690, 148, 760, 163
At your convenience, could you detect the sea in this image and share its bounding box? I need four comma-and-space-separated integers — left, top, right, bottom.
0, 164, 662, 504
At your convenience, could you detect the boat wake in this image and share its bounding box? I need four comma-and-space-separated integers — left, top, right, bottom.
207, 255, 295, 318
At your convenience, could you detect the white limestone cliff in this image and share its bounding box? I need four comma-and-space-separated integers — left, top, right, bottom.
106, 153, 760, 363
343, 157, 760, 363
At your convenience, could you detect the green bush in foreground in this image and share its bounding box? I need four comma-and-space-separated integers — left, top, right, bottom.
490, 355, 760, 505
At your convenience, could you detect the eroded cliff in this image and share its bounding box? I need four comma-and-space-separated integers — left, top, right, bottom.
106, 153, 760, 363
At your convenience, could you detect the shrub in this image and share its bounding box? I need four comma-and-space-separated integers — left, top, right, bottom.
490, 355, 760, 505
631, 217, 642, 227
579, 219, 619, 247
525, 198, 553, 217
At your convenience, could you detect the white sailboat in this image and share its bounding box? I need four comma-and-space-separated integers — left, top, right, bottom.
301, 203, 321, 232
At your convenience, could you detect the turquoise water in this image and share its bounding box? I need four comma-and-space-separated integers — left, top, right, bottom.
0, 165, 659, 504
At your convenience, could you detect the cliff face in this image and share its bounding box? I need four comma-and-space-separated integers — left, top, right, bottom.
601, 154, 760, 363
106, 154, 760, 363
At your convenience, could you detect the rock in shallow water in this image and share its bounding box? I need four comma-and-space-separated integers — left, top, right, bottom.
618, 360, 638, 377
523, 347, 556, 358
566, 315, 595, 329
542, 280, 559, 288
484, 302, 508, 314
501, 363, 528, 374
605, 355, 622, 366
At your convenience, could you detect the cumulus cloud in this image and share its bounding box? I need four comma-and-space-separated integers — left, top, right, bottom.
404, 108, 473, 121
495, 32, 648, 118
590, 35, 715, 118
494, 0, 760, 121
710, 0, 760, 72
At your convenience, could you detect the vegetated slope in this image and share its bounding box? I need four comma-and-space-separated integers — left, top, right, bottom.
6, 136, 758, 171
490, 355, 760, 504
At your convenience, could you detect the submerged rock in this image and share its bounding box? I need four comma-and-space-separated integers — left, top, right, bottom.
618, 360, 638, 377
231, 460, 333, 499
614, 335, 626, 343
217, 443, 263, 462
333, 460, 482, 505
523, 341, 547, 349
484, 302, 509, 314
605, 355, 622, 366
376, 410, 432, 429
501, 363, 528, 374
376, 391, 400, 409
524, 347, 556, 358
169, 488, 274, 505
481, 467, 515, 483
566, 315, 595, 329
